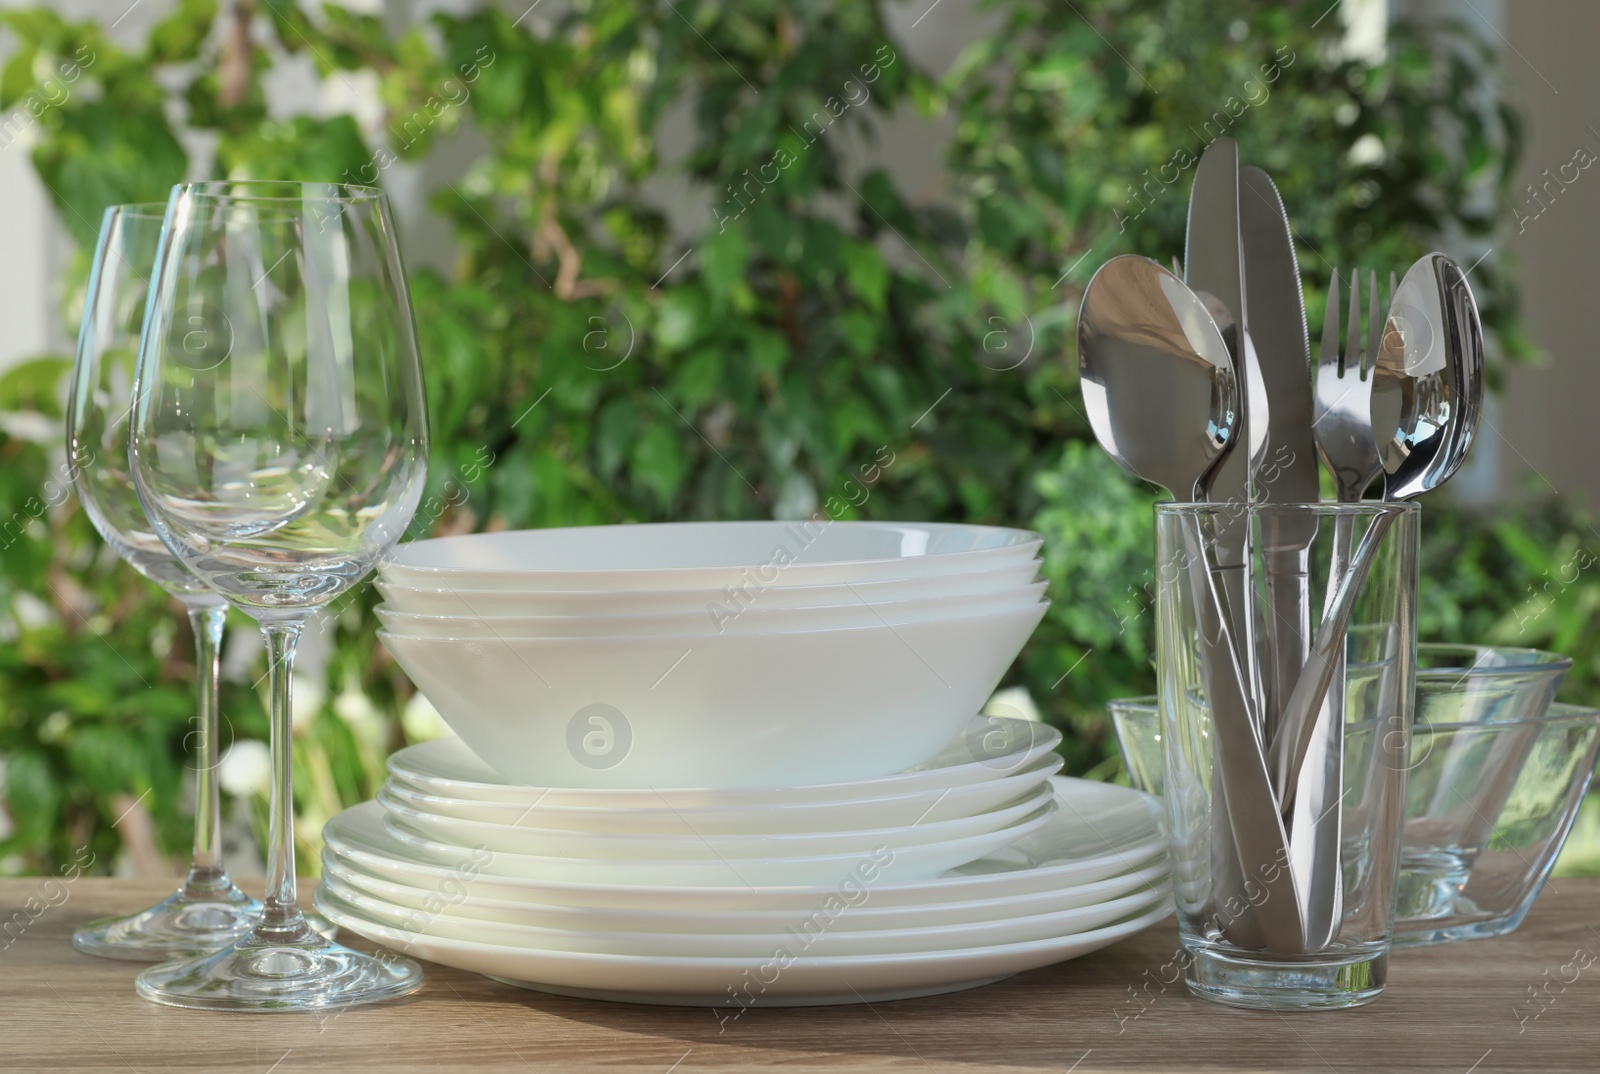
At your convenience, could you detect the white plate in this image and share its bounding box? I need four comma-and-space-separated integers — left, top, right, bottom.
379, 796, 1057, 887
381, 601, 1048, 789
381, 753, 1063, 835
321, 777, 1166, 911
322, 851, 1171, 934
317, 870, 1171, 957
381, 521, 1043, 592
374, 582, 1047, 639
315, 889, 1173, 1006
376, 781, 1055, 861
385, 716, 1062, 809
376, 559, 1042, 617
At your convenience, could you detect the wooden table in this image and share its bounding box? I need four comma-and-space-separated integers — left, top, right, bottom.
1, 878, 1594, 1073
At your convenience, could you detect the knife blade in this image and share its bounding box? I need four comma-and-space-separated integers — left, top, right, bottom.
1239, 166, 1320, 725
1183, 138, 1280, 949
1240, 165, 1342, 948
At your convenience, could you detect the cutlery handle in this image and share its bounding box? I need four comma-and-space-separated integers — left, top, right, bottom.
1270, 510, 1399, 811
1180, 517, 1306, 953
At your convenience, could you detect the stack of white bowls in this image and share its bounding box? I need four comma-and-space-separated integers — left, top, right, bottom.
316, 521, 1173, 1005
371, 520, 1051, 788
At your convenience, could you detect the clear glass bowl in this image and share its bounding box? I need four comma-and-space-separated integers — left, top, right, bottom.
1108, 643, 1599, 948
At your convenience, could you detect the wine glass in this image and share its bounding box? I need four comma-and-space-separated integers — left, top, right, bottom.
66, 203, 262, 960
128, 180, 428, 1011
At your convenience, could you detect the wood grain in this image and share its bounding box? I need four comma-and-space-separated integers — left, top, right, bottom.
0, 878, 1594, 1073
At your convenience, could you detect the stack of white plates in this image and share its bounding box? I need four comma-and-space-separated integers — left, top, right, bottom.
373, 521, 1049, 788
327, 521, 1172, 1005
316, 718, 1173, 1005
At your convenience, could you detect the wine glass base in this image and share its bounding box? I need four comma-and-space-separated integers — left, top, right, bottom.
134, 924, 423, 1012
72, 883, 262, 962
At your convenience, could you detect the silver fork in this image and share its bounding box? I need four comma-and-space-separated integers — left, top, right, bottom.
1279, 268, 1389, 950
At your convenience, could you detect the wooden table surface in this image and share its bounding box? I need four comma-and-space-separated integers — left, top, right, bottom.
0, 878, 1595, 1073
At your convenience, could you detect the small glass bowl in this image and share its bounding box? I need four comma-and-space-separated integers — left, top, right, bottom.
1109, 643, 1598, 947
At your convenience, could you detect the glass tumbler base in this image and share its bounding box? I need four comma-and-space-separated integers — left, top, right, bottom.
72, 882, 262, 962
1183, 944, 1389, 1010
134, 920, 422, 1012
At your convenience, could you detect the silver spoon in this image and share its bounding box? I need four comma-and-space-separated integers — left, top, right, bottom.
1079, 254, 1306, 953
1274, 254, 1483, 824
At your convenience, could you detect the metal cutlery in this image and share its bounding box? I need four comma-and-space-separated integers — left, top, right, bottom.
1077, 255, 1306, 953
1078, 133, 1486, 958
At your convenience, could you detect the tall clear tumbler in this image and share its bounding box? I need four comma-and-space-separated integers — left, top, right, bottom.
128, 181, 428, 1011
1154, 501, 1417, 1010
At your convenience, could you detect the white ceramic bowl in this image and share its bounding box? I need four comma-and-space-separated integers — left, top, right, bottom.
374, 582, 1047, 639
376, 782, 1055, 860
385, 716, 1062, 810
378, 601, 1049, 788
376, 558, 1042, 617
380, 521, 1042, 592
381, 753, 1063, 835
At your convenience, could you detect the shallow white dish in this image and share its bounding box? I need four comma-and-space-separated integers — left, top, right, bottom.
321, 851, 1170, 934
377, 781, 1055, 860
381, 521, 1042, 592
320, 777, 1166, 911
374, 582, 1048, 639
376, 559, 1042, 617
381, 752, 1063, 835
314, 888, 1173, 1006
385, 717, 1059, 810
379, 796, 1056, 887
318, 870, 1170, 957
379, 601, 1048, 788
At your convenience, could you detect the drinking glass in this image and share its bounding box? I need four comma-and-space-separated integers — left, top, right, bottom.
128, 181, 429, 1010
66, 203, 261, 960
1154, 501, 1417, 1010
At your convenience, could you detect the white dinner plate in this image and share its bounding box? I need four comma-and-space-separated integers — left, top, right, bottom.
314, 889, 1173, 1006
385, 716, 1062, 809
382, 753, 1063, 835
378, 796, 1057, 886
321, 851, 1171, 934
376, 781, 1055, 861
317, 870, 1171, 957
321, 777, 1166, 911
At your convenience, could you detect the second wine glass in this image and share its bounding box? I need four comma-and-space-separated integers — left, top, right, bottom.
129, 180, 429, 1011
67, 203, 261, 960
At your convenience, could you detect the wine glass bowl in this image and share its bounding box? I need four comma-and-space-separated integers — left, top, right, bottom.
132, 181, 427, 618
66, 203, 262, 960
130, 180, 428, 1010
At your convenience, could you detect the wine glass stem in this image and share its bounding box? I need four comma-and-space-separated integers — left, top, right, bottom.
258, 618, 307, 937
182, 603, 228, 888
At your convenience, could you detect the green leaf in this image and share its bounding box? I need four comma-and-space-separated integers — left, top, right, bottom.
32, 101, 187, 249
147, 0, 218, 64
699, 226, 748, 309
843, 241, 888, 311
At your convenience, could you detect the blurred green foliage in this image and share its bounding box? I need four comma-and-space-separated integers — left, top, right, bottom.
0, 0, 1592, 877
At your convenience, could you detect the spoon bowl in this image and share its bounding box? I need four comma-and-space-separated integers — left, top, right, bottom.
1377, 253, 1484, 500
1077, 255, 1238, 499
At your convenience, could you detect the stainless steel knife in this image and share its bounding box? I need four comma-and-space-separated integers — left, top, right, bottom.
1240, 165, 1343, 951
1183, 139, 1305, 951
1239, 166, 1320, 727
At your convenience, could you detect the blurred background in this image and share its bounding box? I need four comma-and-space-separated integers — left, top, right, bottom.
2, 0, 1599, 879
